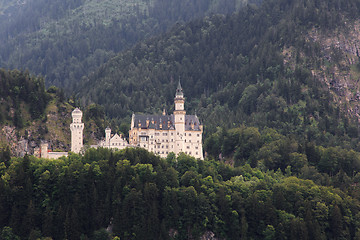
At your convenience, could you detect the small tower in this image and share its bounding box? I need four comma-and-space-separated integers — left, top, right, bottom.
40, 142, 49, 159
105, 127, 111, 147
70, 108, 84, 153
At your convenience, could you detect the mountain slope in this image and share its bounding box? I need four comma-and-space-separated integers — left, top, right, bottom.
77, 0, 360, 150
0, 0, 259, 90
0, 69, 107, 155
4, 0, 360, 152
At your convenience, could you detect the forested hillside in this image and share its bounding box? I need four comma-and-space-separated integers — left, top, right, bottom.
0, 69, 49, 128
1, 148, 360, 239
0, 0, 259, 90
2, 0, 360, 239
0, 69, 107, 155
77, 0, 360, 151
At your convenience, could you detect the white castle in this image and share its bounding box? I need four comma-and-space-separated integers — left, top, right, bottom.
38, 82, 203, 159
129, 82, 203, 159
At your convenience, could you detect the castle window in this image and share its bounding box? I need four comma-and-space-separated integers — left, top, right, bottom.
163, 133, 167, 136
166, 145, 168, 148
189, 133, 191, 136
162, 146, 164, 148
171, 133, 173, 136
196, 152, 198, 155
184, 133, 186, 136
189, 140, 191, 143
185, 140, 186, 142
189, 152, 191, 155
187, 146, 190, 149
166, 151, 168, 154
195, 146, 198, 149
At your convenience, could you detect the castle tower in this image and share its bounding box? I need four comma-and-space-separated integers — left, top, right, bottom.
70, 108, 84, 153
40, 142, 49, 159
174, 81, 186, 130
174, 81, 186, 152
105, 127, 111, 147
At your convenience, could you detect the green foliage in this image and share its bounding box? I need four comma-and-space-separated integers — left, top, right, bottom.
74, 0, 360, 150
205, 125, 360, 179
0, 0, 257, 90
0, 69, 50, 126
0, 226, 20, 240
0, 148, 359, 239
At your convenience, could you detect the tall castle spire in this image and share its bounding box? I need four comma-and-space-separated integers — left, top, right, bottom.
174, 80, 185, 111
176, 80, 183, 98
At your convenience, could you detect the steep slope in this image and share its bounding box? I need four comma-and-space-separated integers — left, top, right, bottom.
77, 0, 360, 149
295, 20, 360, 120
0, 69, 106, 155
0, 0, 259, 90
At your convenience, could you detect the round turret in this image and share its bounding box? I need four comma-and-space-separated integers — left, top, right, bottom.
72, 108, 82, 118
72, 108, 83, 123
105, 127, 111, 147
70, 108, 84, 153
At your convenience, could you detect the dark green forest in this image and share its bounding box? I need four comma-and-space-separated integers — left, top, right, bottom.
2, 0, 360, 239
0, 69, 50, 128
0, 0, 259, 90
1, 146, 360, 240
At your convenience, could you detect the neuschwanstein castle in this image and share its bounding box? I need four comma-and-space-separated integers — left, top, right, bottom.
36, 82, 203, 159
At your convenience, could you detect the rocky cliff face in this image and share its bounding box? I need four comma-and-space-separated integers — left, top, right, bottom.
284, 19, 360, 121
0, 100, 106, 157
0, 101, 72, 157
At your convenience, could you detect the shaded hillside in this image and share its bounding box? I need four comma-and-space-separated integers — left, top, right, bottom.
0, 69, 106, 155
78, 0, 360, 149
0, 0, 259, 90
0, 69, 49, 128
